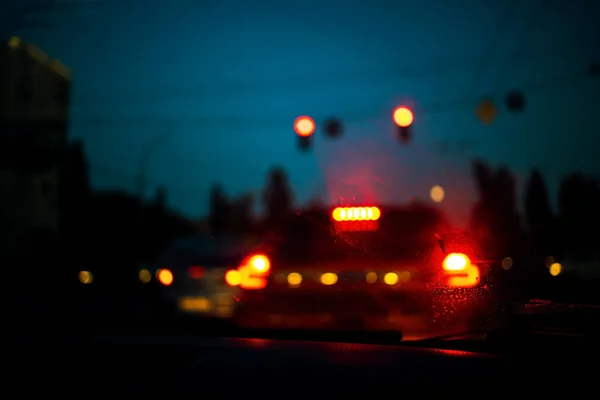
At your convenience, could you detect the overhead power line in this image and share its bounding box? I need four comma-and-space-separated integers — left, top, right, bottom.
491, 0, 553, 90
72, 48, 585, 105
71, 68, 593, 127
467, 0, 519, 91
447, 0, 518, 150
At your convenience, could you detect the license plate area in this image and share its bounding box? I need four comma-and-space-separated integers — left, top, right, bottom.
255, 291, 391, 316
178, 296, 212, 312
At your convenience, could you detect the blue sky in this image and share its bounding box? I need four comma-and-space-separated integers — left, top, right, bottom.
7, 0, 600, 225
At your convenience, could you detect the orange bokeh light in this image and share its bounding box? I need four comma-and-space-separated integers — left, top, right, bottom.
393, 106, 414, 128
248, 254, 271, 274
225, 269, 241, 286
447, 265, 480, 288
294, 116, 316, 137
238, 265, 267, 290
157, 268, 173, 286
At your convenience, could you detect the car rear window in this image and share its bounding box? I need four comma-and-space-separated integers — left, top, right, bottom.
267, 206, 443, 265
159, 236, 248, 270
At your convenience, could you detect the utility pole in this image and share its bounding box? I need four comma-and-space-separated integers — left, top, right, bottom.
135, 132, 172, 200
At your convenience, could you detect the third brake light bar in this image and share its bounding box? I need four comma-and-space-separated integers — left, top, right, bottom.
331, 206, 381, 231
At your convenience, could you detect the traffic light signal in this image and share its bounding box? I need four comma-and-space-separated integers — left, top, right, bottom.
476, 98, 498, 125
392, 106, 414, 144
323, 118, 343, 139
294, 116, 316, 151
505, 91, 525, 113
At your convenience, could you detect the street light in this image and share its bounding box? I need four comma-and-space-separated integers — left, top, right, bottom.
135, 132, 172, 199
294, 116, 316, 151
392, 106, 414, 144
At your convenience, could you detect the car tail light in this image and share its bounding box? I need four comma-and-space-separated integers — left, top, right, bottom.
239, 265, 268, 289
443, 253, 470, 271
442, 253, 479, 288
332, 206, 381, 221
331, 206, 381, 231
247, 254, 270, 275
320, 272, 338, 285
225, 269, 242, 286
157, 268, 174, 286
226, 254, 270, 290
188, 266, 205, 279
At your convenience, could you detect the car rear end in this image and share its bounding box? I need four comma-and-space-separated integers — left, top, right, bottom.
231, 259, 436, 330
227, 209, 496, 332
230, 253, 494, 331
153, 237, 250, 319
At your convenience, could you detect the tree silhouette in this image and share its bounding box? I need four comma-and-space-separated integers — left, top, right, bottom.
558, 173, 600, 262
524, 169, 555, 259
60, 140, 90, 238
263, 167, 293, 226
469, 161, 523, 260
230, 193, 254, 235
208, 184, 230, 236
153, 185, 168, 209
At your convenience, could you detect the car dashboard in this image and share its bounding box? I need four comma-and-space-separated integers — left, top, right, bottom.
15, 333, 595, 396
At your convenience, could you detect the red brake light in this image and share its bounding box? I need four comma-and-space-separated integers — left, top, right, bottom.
239, 265, 268, 290
225, 269, 241, 286
232, 254, 271, 290
442, 253, 479, 288
332, 206, 381, 221
332, 207, 381, 231
188, 266, 205, 279
247, 254, 271, 275
442, 253, 470, 271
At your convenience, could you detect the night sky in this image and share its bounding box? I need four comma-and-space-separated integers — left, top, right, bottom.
8, 0, 600, 226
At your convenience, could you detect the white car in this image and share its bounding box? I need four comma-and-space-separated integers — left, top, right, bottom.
152, 235, 256, 319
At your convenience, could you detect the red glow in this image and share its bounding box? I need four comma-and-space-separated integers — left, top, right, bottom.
332, 206, 381, 221
238, 265, 267, 290
442, 253, 480, 288
188, 266, 205, 279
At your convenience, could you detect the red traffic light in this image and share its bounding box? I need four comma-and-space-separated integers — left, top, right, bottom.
323, 118, 343, 138
294, 116, 316, 137
505, 91, 525, 113
392, 106, 414, 128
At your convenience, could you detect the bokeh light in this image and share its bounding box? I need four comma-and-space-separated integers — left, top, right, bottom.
294, 116, 316, 137
157, 268, 174, 286
139, 269, 151, 283
79, 270, 93, 284
549, 263, 562, 276
430, 185, 445, 203
392, 106, 414, 127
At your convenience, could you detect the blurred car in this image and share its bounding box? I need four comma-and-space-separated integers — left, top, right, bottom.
148, 235, 258, 319
227, 205, 497, 332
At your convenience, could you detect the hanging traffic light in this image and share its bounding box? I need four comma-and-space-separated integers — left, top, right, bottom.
505, 91, 525, 113
294, 116, 316, 151
323, 118, 343, 139
392, 106, 414, 144
476, 98, 498, 125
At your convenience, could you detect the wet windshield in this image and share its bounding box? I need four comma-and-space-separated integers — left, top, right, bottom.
3, 0, 600, 341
